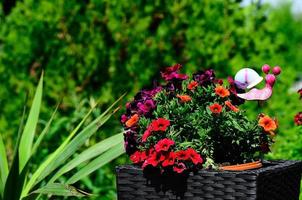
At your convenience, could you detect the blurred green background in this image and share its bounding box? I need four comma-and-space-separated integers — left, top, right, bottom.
0, 0, 301, 199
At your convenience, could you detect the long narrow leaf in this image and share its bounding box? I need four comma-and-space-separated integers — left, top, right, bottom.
21, 102, 97, 197
27, 94, 124, 187
3, 151, 19, 200
22, 94, 124, 197
66, 142, 125, 184
30, 183, 88, 197
31, 103, 59, 156
2, 104, 28, 200
0, 134, 8, 195
49, 132, 123, 183
18, 73, 43, 170
36, 113, 112, 183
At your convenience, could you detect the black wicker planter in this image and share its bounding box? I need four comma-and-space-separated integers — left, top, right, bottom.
116, 160, 302, 200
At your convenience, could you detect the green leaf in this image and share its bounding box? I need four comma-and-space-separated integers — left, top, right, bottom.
66, 142, 125, 184
49, 132, 123, 183
31, 103, 59, 156
22, 94, 124, 198
0, 134, 8, 196
36, 112, 112, 183
21, 102, 97, 198
30, 183, 89, 197
18, 73, 43, 171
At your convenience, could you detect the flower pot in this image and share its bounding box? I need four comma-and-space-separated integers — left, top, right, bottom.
116, 160, 302, 200
220, 160, 262, 171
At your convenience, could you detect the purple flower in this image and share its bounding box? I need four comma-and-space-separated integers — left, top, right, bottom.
161, 64, 188, 81
193, 69, 215, 86
124, 129, 138, 155
141, 86, 162, 99
137, 99, 156, 115
227, 76, 245, 105
121, 114, 128, 123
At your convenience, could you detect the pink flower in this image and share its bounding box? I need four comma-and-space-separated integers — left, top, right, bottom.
173, 163, 186, 173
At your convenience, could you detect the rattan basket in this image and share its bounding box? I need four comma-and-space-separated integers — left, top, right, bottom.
116, 160, 302, 200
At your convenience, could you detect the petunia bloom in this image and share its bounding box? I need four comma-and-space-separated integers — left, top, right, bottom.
125, 114, 139, 127
130, 151, 147, 164
173, 162, 187, 173
177, 94, 192, 103
155, 138, 175, 152
161, 64, 188, 81
294, 112, 302, 126
162, 152, 176, 167
176, 150, 190, 161
187, 81, 199, 90
215, 85, 230, 98
209, 103, 223, 114
193, 69, 215, 86
142, 152, 159, 168
224, 101, 239, 112
259, 115, 278, 133
186, 148, 203, 165
151, 118, 170, 132
137, 99, 156, 115
298, 88, 302, 99
142, 127, 153, 142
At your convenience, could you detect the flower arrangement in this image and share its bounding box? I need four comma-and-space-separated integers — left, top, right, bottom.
121, 64, 278, 175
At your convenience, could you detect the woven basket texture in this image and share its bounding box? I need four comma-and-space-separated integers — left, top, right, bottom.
116, 160, 302, 200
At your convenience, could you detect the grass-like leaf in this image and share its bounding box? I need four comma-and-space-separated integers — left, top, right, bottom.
21, 102, 97, 198
49, 132, 123, 183
18, 73, 43, 171
66, 141, 125, 184
0, 134, 8, 196
30, 183, 89, 197
36, 112, 113, 183
31, 103, 59, 156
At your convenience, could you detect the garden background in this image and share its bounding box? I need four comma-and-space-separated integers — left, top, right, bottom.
0, 0, 301, 199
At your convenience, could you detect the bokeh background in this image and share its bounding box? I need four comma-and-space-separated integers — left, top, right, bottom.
0, 0, 301, 199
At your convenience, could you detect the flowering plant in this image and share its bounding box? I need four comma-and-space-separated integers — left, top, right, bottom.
121, 64, 278, 174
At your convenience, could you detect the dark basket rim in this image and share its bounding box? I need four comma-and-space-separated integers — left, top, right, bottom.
116, 160, 302, 175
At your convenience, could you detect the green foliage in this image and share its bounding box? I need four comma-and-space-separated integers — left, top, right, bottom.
0, 75, 125, 200
0, 0, 301, 199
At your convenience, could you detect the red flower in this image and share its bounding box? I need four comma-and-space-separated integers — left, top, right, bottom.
177, 94, 192, 103
215, 85, 230, 98
142, 151, 159, 168
294, 112, 302, 126
225, 101, 239, 112
173, 162, 187, 173
151, 118, 170, 132
155, 138, 175, 152
125, 114, 139, 127
209, 103, 223, 114
176, 150, 190, 161
186, 148, 203, 165
187, 81, 199, 90
162, 152, 176, 167
298, 88, 302, 99
142, 126, 152, 142
130, 151, 147, 164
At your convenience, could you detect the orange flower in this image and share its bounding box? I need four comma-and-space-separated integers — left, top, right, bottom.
187, 81, 199, 90
177, 94, 192, 103
224, 101, 239, 112
209, 103, 223, 114
125, 114, 139, 127
258, 115, 277, 133
215, 86, 230, 98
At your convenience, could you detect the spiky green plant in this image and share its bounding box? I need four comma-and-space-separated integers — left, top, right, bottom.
0, 74, 125, 200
